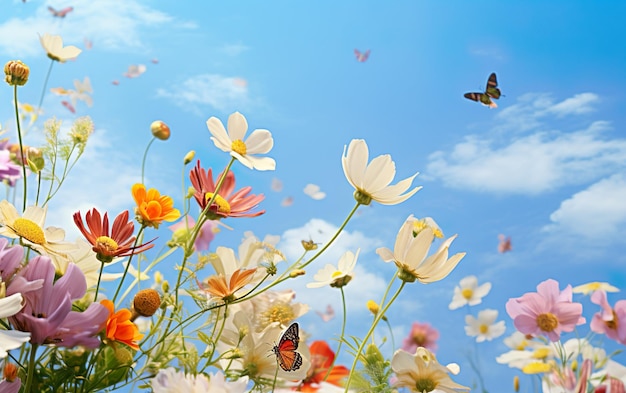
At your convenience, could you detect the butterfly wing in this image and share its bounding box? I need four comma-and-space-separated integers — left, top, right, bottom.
272, 323, 302, 371
48, 6, 59, 16
464, 92, 496, 108
362, 49, 371, 62
485, 72, 501, 99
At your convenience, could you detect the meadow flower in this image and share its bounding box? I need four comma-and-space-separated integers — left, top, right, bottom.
573, 281, 620, 295
39, 33, 81, 62
307, 249, 359, 288
391, 347, 469, 392
66, 239, 117, 289
342, 139, 421, 205
0, 294, 30, 358
448, 275, 492, 310
4, 60, 29, 86
0, 238, 23, 284
100, 299, 144, 350
168, 215, 218, 251
73, 208, 155, 263
132, 289, 161, 318
402, 321, 440, 353
0, 200, 76, 272
0, 143, 22, 186
189, 161, 265, 219
229, 289, 309, 332
199, 268, 258, 303
151, 368, 248, 393
0, 362, 20, 393
207, 111, 276, 171
505, 279, 585, 342
131, 183, 181, 229
496, 345, 553, 370
7, 256, 108, 348
590, 290, 626, 344
297, 340, 349, 392
464, 309, 506, 342
17, 102, 40, 126
376, 215, 465, 283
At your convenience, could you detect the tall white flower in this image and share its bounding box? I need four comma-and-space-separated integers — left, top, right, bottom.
376, 215, 465, 283
151, 368, 248, 393
449, 275, 492, 310
342, 139, 420, 205
0, 293, 30, 358
39, 33, 81, 62
307, 249, 359, 288
391, 348, 469, 392
206, 111, 276, 171
464, 309, 506, 342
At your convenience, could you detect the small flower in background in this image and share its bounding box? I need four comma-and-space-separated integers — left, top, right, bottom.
506, 278, 585, 342
189, 161, 265, 219
0, 293, 31, 358
207, 111, 276, 171
0, 200, 76, 272
391, 347, 469, 392
0, 238, 24, 284
412, 216, 443, 238
228, 289, 309, 333
590, 290, 626, 344
449, 275, 492, 310
39, 33, 81, 62
402, 321, 439, 353
0, 140, 23, 186
297, 340, 349, 392
376, 215, 465, 283
150, 120, 170, 141
342, 138, 421, 205
17, 102, 40, 126
307, 249, 359, 288
464, 309, 506, 342
4, 60, 29, 86
573, 281, 620, 295
168, 215, 218, 252
151, 368, 249, 393
0, 362, 21, 393
100, 299, 144, 350
199, 267, 257, 303
66, 239, 116, 289
131, 183, 181, 229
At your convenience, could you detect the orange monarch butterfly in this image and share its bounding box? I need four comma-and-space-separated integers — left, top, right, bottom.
464, 72, 501, 108
272, 322, 303, 372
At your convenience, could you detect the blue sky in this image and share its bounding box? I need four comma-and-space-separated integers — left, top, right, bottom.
2, 0, 626, 391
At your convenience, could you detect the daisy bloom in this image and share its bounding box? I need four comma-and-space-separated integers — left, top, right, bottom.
590, 290, 626, 344
376, 215, 465, 283
391, 347, 469, 393
190, 161, 265, 219
297, 340, 349, 392
74, 208, 154, 263
464, 309, 506, 342
0, 294, 30, 358
402, 321, 439, 353
307, 249, 359, 289
151, 369, 248, 393
342, 139, 421, 205
100, 299, 144, 350
449, 275, 492, 310
496, 345, 553, 370
572, 281, 620, 295
131, 183, 181, 229
0, 200, 76, 272
39, 33, 81, 62
207, 111, 276, 171
505, 279, 585, 342
228, 289, 309, 333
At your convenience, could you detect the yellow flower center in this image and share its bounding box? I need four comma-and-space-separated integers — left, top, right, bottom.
536, 313, 558, 332
412, 332, 427, 346
461, 288, 474, 300
479, 324, 489, 334
231, 139, 247, 155
522, 361, 552, 374
205, 193, 231, 214
331, 271, 343, 278
260, 302, 295, 330
96, 236, 119, 253
414, 378, 436, 392
531, 348, 550, 360
12, 218, 45, 245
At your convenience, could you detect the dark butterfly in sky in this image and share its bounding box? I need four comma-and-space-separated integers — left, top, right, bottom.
354, 48, 371, 62
48, 6, 74, 18
464, 73, 501, 108
498, 234, 512, 253
272, 322, 303, 372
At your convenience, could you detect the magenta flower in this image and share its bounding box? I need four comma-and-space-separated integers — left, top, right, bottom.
168, 215, 217, 251
0, 238, 24, 284
7, 256, 109, 348
590, 290, 626, 344
505, 279, 585, 342
0, 140, 23, 187
401, 321, 439, 353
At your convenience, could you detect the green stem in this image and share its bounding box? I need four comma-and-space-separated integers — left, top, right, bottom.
12, 85, 28, 211
112, 226, 147, 303
93, 261, 105, 302
36, 59, 54, 119
23, 343, 39, 393
141, 137, 156, 185
323, 287, 348, 382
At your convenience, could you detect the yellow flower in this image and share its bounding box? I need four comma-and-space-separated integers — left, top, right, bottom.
4, 60, 29, 86
131, 183, 181, 228
572, 281, 619, 295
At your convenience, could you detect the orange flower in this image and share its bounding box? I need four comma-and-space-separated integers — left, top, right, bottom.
100, 299, 144, 350
297, 340, 349, 392
200, 268, 257, 303
131, 183, 180, 229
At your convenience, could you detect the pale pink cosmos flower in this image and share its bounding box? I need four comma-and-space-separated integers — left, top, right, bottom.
168, 215, 217, 252
505, 279, 585, 342
401, 321, 439, 353
590, 290, 626, 345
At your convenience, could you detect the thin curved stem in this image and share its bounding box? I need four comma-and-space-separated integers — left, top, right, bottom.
12, 85, 28, 211
141, 137, 156, 184
36, 59, 55, 118
323, 287, 348, 382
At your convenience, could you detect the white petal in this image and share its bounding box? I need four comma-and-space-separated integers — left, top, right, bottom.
245, 129, 274, 154
342, 139, 368, 188
245, 156, 276, 171
0, 330, 30, 358
207, 117, 232, 150
227, 111, 248, 141
0, 293, 23, 318
362, 154, 395, 192
376, 247, 395, 262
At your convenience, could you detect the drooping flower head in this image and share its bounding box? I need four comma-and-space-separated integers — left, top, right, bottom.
402, 321, 439, 353
100, 299, 144, 350
342, 139, 421, 205
39, 33, 81, 62
506, 279, 585, 342
131, 184, 181, 229
391, 347, 469, 392
74, 208, 155, 263
297, 340, 349, 392
206, 111, 276, 171
189, 161, 265, 219
449, 275, 492, 310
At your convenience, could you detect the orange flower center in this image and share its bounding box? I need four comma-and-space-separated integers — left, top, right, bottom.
606, 310, 619, 330
205, 193, 231, 214
12, 218, 45, 245
479, 324, 489, 334
412, 332, 427, 346
461, 288, 474, 300
536, 313, 559, 332
231, 139, 247, 155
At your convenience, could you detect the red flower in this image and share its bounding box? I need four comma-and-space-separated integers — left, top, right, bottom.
296, 340, 349, 392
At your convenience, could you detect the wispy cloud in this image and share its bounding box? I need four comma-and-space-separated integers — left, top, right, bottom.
156, 73, 252, 114
219, 43, 250, 56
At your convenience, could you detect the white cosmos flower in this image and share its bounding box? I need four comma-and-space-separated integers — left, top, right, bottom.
307, 249, 359, 288
464, 309, 506, 342
151, 368, 248, 393
342, 139, 420, 205
572, 281, 620, 295
39, 33, 81, 62
207, 111, 276, 171
449, 275, 492, 310
0, 293, 31, 358
391, 348, 469, 392
376, 215, 465, 283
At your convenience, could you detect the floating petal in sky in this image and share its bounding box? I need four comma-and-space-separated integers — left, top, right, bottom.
112, 80, 120, 86
62, 100, 76, 114
315, 304, 335, 322
84, 38, 93, 50
281, 196, 294, 207
151, 58, 159, 64
271, 177, 283, 192
233, 77, 248, 87
303, 183, 326, 200
498, 234, 512, 253
124, 64, 147, 78
354, 48, 371, 62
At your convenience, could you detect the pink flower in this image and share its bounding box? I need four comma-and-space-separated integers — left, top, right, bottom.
168, 216, 217, 251
590, 290, 626, 344
401, 321, 439, 353
505, 279, 585, 342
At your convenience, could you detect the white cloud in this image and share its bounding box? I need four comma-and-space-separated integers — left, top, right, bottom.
0, 0, 189, 57
543, 174, 626, 240
546, 93, 599, 117
156, 73, 251, 114
219, 43, 250, 56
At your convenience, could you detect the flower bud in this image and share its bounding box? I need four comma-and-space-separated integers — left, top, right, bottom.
150, 120, 170, 140
4, 60, 29, 86
513, 375, 520, 392
289, 269, 306, 278
26, 147, 45, 173
3, 362, 18, 382
183, 150, 195, 165
132, 289, 161, 318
